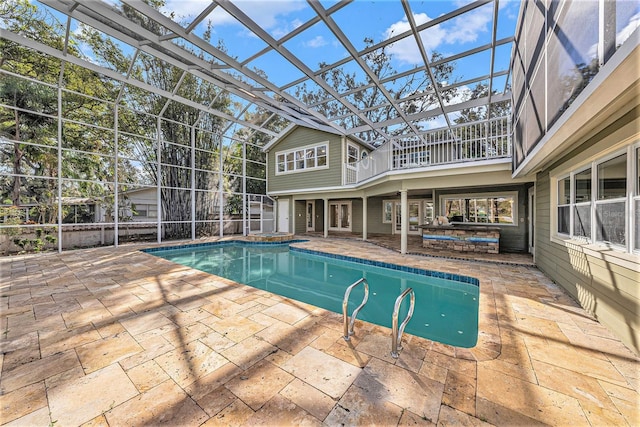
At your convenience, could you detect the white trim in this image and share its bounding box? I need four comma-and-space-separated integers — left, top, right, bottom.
347, 142, 360, 165
550, 142, 639, 255
306, 200, 315, 232
328, 201, 352, 232
275, 142, 329, 175
382, 200, 393, 224
528, 185, 535, 256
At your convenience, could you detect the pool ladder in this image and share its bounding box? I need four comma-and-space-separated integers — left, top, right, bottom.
391, 288, 415, 359
342, 278, 416, 359
342, 278, 369, 341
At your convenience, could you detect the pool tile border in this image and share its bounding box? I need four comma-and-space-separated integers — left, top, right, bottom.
290, 246, 479, 287
141, 239, 309, 253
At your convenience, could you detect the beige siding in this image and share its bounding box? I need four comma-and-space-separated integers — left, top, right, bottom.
267, 127, 343, 192
534, 114, 640, 355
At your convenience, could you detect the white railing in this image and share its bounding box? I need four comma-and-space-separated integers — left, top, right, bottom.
353, 139, 392, 183
346, 117, 511, 184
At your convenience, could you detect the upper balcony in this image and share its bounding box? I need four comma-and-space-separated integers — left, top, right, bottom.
344, 117, 511, 185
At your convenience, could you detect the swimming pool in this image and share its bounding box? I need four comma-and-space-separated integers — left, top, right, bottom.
145, 241, 479, 348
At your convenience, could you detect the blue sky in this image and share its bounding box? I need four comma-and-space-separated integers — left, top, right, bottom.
159, 0, 521, 88
32, 0, 638, 134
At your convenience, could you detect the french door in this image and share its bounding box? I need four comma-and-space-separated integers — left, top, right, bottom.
329, 201, 351, 231
394, 201, 421, 234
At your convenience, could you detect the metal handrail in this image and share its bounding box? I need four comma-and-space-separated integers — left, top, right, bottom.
391, 288, 415, 358
342, 278, 369, 341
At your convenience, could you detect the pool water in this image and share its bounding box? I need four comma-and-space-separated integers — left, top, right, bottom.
146, 242, 479, 348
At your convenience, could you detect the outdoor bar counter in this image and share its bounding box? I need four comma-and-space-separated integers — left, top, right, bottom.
419, 224, 500, 254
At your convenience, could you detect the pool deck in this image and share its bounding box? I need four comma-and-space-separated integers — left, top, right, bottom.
1, 236, 638, 426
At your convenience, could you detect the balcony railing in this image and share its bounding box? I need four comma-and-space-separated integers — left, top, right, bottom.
345, 117, 511, 184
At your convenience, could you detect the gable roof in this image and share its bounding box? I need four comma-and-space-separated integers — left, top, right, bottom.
262, 124, 375, 152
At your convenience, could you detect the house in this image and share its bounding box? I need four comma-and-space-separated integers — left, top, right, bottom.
510, 2, 640, 354
264, 123, 534, 254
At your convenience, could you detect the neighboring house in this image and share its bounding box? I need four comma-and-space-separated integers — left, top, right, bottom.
264, 5, 640, 355
117, 187, 159, 223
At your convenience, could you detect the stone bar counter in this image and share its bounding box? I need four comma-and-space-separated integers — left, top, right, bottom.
419, 224, 500, 254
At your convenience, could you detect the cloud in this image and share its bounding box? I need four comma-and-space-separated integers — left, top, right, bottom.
445, 6, 493, 44
617, 11, 640, 46
383, 5, 493, 65
383, 13, 446, 64
587, 11, 639, 64
161, 0, 218, 20
162, 0, 308, 38
304, 35, 328, 48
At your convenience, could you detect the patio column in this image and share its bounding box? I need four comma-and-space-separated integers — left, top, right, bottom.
323, 198, 329, 238
291, 198, 296, 235
362, 195, 368, 241
400, 189, 408, 254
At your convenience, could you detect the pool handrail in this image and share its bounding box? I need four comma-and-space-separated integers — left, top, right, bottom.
342, 278, 369, 341
391, 287, 415, 358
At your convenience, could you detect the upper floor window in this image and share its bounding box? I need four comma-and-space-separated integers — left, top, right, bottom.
347, 143, 359, 165
440, 192, 517, 225
554, 144, 639, 254
276, 143, 328, 175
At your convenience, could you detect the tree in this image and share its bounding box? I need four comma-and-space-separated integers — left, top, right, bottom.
451, 82, 512, 159
296, 38, 456, 145
80, 0, 234, 238
1, 0, 133, 226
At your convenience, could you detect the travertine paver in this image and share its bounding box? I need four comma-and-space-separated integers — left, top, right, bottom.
280, 378, 336, 420
48, 363, 139, 426
224, 359, 295, 410
0, 381, 47, 424
0, 236, 638, 426
281, 347, 362, 399
105, 378, 208, 426
154, 340, 229, 388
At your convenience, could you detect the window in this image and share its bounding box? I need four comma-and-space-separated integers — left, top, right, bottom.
347, 143, 359, 165
574, 168, 591, 238
553, 144, 639, 254
557, 176, 570, 234
132, 203, 157, 218
440, 193, 517, 225
596, 154, 626, 246
382, 200, 393, 223
275, 143, 328, 174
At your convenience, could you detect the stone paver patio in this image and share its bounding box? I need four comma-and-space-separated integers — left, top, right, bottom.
1, 237, 638, 426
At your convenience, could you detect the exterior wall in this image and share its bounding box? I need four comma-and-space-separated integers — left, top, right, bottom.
267, 127, 343, 193
294, 200, 306, 234
366, 197, 393, 234
435, 184, 530, 253
534, 112, 640, 355
351, 199, 362, 233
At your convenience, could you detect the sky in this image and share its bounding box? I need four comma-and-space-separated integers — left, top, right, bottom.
28, 0, 640, 134
158, 0, 521, 88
